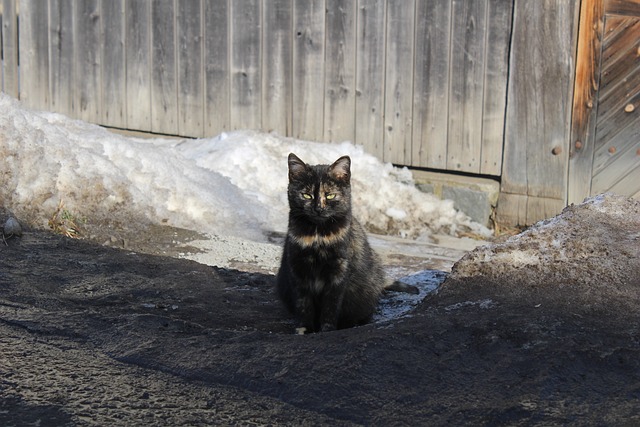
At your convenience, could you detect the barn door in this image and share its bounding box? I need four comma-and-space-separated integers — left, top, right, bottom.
569, 0, 640, 203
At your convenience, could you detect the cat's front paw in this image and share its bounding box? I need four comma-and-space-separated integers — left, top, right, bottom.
295, 326, 307, 335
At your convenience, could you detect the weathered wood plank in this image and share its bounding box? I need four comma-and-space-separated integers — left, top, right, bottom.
355, 0, 386, 158
178, 0, 204, 136
1, 0, 19, 97
101, 0, 126, 128
262, 0, 292, 135
595, 17, 640, 121
568, 0, 604, 204
592, 115, 640, 175
293, 0, 325, 141
481, 0, 512, 176
447, 0, 486, 173
496, 193, 528, 226
384, 0, 415, 165
592, 130, 640, 193
230, 0, 261, 130
497, 193, 566, 226
412, 0, 451, 170
606, 163, 640, 196
605, 0, 640, 15
125, 0, 152, 131
204, 0, 229, 136
503, 0, 578, 201
525, 196, 567, 224
19, 0, 50, 109
151, 0, 177, 134
49, 0, 74, 116
324, 0, 356, 143
596, 84, 640, 149
75, 0, 102, 122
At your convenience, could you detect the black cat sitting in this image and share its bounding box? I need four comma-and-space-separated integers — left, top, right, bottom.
277, 153, 416, 334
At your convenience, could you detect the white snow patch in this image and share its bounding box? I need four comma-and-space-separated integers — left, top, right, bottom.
0, 94, 490, 243
374, 270, 447, 323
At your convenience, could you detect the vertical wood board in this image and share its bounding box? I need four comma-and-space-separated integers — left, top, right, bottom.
355, 0, 386, 158
503, 0, 578, 200
75, 0, 102, 123
230, 0, 262, 130
384, 0, 415, 165
324, 0, 356, 143
125, 0, 152, 131
292, 0, 325, 140
19, 0, 50, 109
2, 0, 20, 97
49, 0, 74, 116
178, 0, 204, 136
262, 0, 292, 135
447, 0, 486, 173
101, 0, 126, 128
412, 0, 451, 170
480, 0, 512, 176
151, 0, 177, 134
204, 0, 229, 136
568, 0, 604, 204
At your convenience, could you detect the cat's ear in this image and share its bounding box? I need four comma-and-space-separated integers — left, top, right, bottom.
288, 153, 308, 180
328, 156, 351, 182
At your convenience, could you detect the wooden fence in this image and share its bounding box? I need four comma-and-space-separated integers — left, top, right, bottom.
2, 0, 637, 226
5, 0, 512, 176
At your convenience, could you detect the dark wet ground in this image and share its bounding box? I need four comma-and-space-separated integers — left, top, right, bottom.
1, 227, 639, 425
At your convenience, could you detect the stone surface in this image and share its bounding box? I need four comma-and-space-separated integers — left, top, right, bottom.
413, 170, 500, 227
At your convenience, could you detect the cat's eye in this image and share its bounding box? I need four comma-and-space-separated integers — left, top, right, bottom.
302, 193, 313, 200
325, 193, 336, 200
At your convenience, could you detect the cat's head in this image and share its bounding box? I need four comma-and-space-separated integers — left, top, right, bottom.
287, 153, 352, 224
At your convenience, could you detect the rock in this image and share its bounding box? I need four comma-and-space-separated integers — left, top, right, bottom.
3, 217, 22, 237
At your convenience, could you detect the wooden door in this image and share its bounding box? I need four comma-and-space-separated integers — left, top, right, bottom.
569, 0, 640, 203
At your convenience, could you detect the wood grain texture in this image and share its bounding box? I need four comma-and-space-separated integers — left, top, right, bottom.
503, 0, 578, 200
1, 0, 19, 97
230, 0, 261, 130
151, 0, 177, 134
384, 0, 415, 165
263, 0, 292, 135
590, 12, 640, 195
178, 0, 204, 136
19, 0, 50, 109
567, 0, 605, 204
412, 0, 451, 170
481, 0, 512, 176
49, 0, 74, 116
101, 0, 126, 128
355, 0, 386, 158
292, 0, 325, 140
447, 0, 486, 173
324, 0, 356, 143
75, 0, 102, 123
204, 0, 229, 136
605, 0, 640, 15
125, 0, 152, 131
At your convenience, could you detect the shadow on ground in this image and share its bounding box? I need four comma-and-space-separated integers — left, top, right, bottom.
1, 225, 639, 425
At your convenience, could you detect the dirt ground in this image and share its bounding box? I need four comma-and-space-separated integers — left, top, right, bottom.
1, 193, 639, 425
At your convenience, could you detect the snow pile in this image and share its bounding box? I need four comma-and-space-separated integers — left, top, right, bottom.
0, 94, 490, 242
450, 193, 640, 286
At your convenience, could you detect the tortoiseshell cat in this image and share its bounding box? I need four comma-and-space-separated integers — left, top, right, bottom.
276, 153, 416, 334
